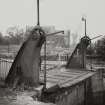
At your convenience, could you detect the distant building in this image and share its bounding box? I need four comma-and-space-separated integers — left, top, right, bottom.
64, 30, 71, 48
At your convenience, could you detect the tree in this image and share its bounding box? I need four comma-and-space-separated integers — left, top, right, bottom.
0, 32, 5, 44
95, 37, 105, 60
24, 26, 33, 40
6, 26, 24, 44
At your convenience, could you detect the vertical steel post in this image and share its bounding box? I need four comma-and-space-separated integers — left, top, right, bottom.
37, 0, 40, 26
82, 17, 87, 68
82, 17, 87, 36
85, 19, 86, 36
36, 0, 46, 89
90, 42, 93, 70
84, 18, 86, 68
44, 38, 46, 90
84, 81, 87, 105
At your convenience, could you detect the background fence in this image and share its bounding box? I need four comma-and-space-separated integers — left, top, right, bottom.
0, 56, 67, 80
0, 58, 13, 80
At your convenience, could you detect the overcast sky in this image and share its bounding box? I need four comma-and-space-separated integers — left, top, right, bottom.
0, 0, 105, 38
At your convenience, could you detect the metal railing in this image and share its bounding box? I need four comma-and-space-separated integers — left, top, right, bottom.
0, 58, 13, 80
0, 54, 68, 80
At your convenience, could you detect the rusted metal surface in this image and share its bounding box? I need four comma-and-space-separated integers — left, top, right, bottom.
40, 67, 95, 90
40, 68, 105, 105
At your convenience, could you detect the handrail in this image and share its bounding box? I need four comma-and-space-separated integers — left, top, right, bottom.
0, 58, 13, 63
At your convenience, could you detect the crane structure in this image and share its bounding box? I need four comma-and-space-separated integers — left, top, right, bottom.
5, 0, 102, 90
5, 0, 64, 89
66, 17, 102, 69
